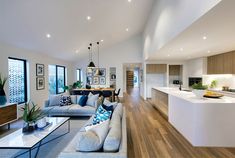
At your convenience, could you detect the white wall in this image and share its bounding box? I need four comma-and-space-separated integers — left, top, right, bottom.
0, 42, 75, 110
185, 57, 207, 78
143, 0, 221, 59
74, 35, 143, 97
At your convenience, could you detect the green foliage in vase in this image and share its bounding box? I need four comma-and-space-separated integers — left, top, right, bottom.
21, 101, 44, 123
210, 80, 218, 88
192, 82, 208, 90
64, 81, 83, 91
0, 73, 7, 91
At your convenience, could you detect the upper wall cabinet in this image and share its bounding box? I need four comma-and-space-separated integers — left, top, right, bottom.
207, 51, 234, 74
146, 64, 167, 74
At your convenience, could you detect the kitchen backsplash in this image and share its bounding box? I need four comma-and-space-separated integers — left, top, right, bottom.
203, 74, 235, 90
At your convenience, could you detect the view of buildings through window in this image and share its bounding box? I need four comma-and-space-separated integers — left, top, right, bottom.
49, 65, 66, 94
76, 69, 82, 82
8, 58, 27, 104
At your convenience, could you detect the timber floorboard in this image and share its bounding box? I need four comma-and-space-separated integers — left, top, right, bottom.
125, 88, 235, 158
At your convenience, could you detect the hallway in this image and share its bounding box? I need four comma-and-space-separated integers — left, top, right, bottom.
124, 88, 235, 158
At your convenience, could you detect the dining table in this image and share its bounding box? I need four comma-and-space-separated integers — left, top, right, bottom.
71, 88, 116, 101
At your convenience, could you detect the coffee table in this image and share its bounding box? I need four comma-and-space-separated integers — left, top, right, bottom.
0, 117, 70, 158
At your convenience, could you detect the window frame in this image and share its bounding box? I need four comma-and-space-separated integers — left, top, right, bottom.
8, 57, 28, 104
76, 69, 82, 82
55, 65, 66, 94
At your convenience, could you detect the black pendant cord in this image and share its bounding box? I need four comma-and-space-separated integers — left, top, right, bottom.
97, 42, 100, 68
88, 47, 91, 62
90, 43, 93, 62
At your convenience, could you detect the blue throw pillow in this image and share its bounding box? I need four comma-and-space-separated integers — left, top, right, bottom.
79, 95, 88, 107
92, 105, 112, 125
102, 104, 114, 112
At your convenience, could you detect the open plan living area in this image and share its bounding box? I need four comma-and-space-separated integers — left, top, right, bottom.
1, 0, 235, 158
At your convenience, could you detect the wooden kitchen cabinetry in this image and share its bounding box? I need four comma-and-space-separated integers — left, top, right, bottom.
207, 51, 234, 74
151, 88, 168, 119
146, 64, 167, 74
169, 65, 181, 76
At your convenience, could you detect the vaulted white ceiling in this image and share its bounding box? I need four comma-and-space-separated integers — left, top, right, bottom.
147, 0, 235, 61
0, 0, 154, 61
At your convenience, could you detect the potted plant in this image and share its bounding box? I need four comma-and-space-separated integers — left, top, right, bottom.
64, 81, 83, 94
0, 73, 7, 105
21, 101, 44, 133
192, 82, 208, 98
210, 80, 218, 89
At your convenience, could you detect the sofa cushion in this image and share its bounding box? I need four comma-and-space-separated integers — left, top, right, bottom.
60, 95, 72, 106
76, 119, 110, 152
86, 93, 99, 107
103, 113, 122, 152
49, 105, 71, 114
68, 104, 96, 115
49, 94, 61, 106
112, 103, 123, 118
103, 99, 118, 109
93, 105, 112, 125
79, 95, 88, 107
76, 95, 82, 104
69, 95, 77, 104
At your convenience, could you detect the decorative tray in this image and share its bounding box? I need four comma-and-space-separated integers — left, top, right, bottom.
203, 94, 224, 98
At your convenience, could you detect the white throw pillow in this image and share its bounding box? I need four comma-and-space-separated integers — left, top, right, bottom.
49, 95, 61, 106
103, 99, 118, 109
76, 119, 110, 152
76, 95, 82, 104
86, 93, 99, 107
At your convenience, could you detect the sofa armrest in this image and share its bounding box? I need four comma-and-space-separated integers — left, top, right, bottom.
44, 100, 50, 108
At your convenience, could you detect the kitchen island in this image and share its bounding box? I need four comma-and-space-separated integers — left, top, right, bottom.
152, 87, 235, 147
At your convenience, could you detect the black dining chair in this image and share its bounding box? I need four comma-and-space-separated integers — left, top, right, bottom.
115, 88, 121, 102
102, 90, 113, 101
92, 91, 102, 97
82, 90, 90, 96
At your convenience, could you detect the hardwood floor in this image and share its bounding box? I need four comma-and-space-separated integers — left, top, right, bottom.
124, 88, 235, 158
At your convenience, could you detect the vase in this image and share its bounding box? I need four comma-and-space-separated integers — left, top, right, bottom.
192, 89, 205, 99
22, 122, 36, 134
0, 89, 7, 105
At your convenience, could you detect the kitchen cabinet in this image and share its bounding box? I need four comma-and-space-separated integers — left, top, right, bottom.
207, 51, 234, 74
146, 64, 167, 74
151, 88, 168, 119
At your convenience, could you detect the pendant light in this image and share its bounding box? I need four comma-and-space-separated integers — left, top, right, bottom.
87, 43, 96, 68
95, 42, 102, 76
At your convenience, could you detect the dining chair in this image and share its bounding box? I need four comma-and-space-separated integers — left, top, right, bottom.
115, 88, 121, 102
102, 90, 113, 101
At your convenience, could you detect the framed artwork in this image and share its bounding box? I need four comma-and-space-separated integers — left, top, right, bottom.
93, 76, 99, 85
99, 68, 106, 77
36, 77, 45, 90
86, 68, 93, 77
110, 67, 116, 81
36, 64, 44, 76
100, 77, 106, 85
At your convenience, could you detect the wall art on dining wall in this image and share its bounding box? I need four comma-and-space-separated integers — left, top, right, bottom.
36, 64, 44, 76
99, 77, 106, 85
110, 67, 116, 88
93, 76, 99, 85
36, 77, 45, 90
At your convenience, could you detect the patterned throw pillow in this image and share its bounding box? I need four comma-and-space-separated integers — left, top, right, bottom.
92, 105, 112, 125
60, 95, 72, 106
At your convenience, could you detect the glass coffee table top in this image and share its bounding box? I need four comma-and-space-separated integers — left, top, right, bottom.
0, 117, 70, 148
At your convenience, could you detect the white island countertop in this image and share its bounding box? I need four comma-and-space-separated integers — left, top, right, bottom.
152, 87, 235, 147
153, 87, 235, 104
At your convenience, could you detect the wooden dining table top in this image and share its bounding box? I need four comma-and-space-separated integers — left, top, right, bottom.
73, 88, 115, 91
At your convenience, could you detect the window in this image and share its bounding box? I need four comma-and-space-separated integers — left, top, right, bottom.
8, 57, 27, 104
49, 65, 66, 94
76, 69, 82, 82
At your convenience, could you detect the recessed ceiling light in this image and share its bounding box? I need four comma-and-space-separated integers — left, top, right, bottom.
128, 0, 132, 2
203, 36, 207, 40
167, 54, 170, 57
126, 28, 129, 32
180, 48, 184, 51
207, 50, 211, 53
75, 50, 79, 53
87, 16, 91, 20
101, 39, 104, 42
46, 34, 51, 38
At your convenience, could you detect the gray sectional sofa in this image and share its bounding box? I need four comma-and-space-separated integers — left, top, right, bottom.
58, 104, 127, 158
43, 95, 97, 117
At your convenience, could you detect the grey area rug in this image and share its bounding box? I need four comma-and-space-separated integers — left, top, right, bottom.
0, 117, 89, 158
